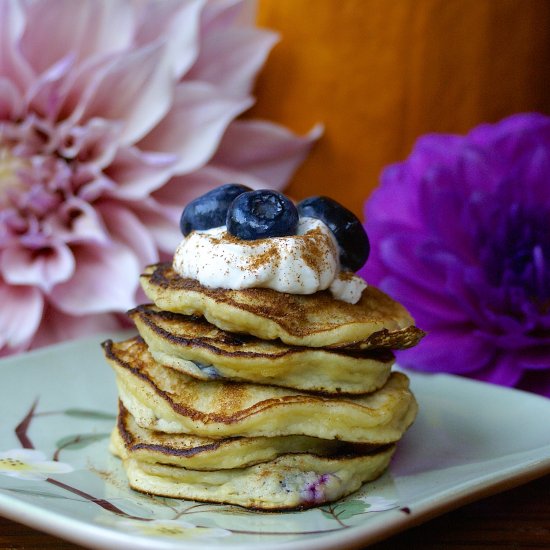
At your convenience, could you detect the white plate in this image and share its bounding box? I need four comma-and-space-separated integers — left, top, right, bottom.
0, 333, 549, 550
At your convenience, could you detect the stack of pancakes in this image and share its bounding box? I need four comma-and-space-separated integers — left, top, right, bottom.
103, 263, 423, 510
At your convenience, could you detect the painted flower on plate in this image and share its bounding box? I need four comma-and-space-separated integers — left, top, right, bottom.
0, 449, 73, 480
0, 0, 318, 356
116, 518, 231, 539
357, 495, 398, 512
360, 113, 550, 396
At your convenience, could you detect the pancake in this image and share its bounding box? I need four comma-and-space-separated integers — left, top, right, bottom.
130, 304, 393, 394
111, 401, 381, 470
115, 445, 395, 510
140, 263, 425, 349
103, 338, 418, 443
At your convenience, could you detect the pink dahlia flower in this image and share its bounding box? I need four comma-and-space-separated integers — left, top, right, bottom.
0, 0, 319, 355
360, 113, 550, 397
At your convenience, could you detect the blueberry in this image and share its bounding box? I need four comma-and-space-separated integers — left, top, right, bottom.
297, 196, 370, 271
179, 183, 251, 235
226, 190, 299, 240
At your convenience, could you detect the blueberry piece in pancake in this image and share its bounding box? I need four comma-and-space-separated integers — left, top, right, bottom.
111, 401, 384, 470
103, 338, 418, 443
140, 263, 425, 349
115, 445, 396, 511
129, 304, 394, 394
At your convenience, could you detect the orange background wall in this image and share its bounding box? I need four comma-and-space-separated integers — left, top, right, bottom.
248, 0, 550, 218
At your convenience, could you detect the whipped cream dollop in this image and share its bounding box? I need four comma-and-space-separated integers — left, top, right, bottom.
173, 217, 367, 303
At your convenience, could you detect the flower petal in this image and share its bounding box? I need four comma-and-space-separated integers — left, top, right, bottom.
212, 120, 322, 189
98, 201, 158, 268
0, 449, 47, 461
44, 197, 110, 245
397, 327, 495, 376
187, 26, 278, 96
0, 0, 34, 91
151, 165, 267, 219
200, 0, 256, 30
470, 354, 524, 388
20, 0, 134, 74
1, 242, 75, 292
135, 0, 203, 78
49, 243, 139, 314
24, 53, 76, 119
59, 117, 122, 169
129, 200, 180, 254
0, 280, 43, 350
104, 146, 179, 200
0, 447, 73, 481
470, 113, 550, 153
515, 347, 550, 371
30, 303, 121, 349
359, 496, 398, 512
0, 77, 24, 120
138, 82, 252, 174
372, 233, 489, 327
366, 167, 422, 230
80, 42, 178, 144
518, 369, 550, 397
381, 276, 469, 326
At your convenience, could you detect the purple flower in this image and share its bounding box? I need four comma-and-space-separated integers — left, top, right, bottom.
0, 0, 319, 355
359, 113, 550, 397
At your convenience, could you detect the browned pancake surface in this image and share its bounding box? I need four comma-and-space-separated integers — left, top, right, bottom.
141, 263, 424, 349
130, 304, 390, 360
129, 304, 395, 393
103, 338, 418, 442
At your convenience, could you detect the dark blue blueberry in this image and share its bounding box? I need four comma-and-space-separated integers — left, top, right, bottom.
179, 183, 251, 236
297, 196, 370, 271
226, 190, 299, 240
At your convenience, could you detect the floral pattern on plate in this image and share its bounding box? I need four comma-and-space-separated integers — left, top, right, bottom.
0, 333, 549, 549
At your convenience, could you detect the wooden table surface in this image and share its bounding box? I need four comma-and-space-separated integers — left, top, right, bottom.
1, 473, 549, 549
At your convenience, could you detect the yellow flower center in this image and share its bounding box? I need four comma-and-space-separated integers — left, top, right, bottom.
0, 458, 32, 472
142, 524, 189, 537
156, 526, 185, 535
0, 147, 26, 202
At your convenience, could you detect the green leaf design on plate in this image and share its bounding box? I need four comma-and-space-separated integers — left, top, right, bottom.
334, 499, 369, 519
322, 499, 369, 521
56, 433, 110, 451
64, 408, 116, 420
